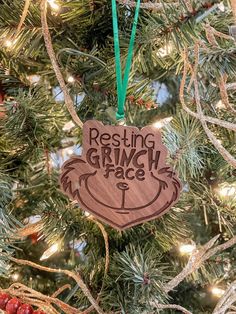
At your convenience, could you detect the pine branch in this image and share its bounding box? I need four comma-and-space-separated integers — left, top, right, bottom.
40, 0, 83, 128
164, 234, 236, 293
192, 43, 236, 168
213, 281, 236, 314
83, 217, 110, 314
230, 0, 236, 23
218, 74, 236, 116
6, 255, 105, 314
162, 111, 207, 180
116, 0, 177, 11
179, 45, 236, 168
1, 283, 79, 314
227, 83, 236, 90
51, 284, 72, 299
152, 303, 193, 314
15, 0, 31, 37
180, 48, 236, 133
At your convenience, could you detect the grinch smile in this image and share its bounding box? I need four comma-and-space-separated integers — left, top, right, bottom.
79, 172, 167, 213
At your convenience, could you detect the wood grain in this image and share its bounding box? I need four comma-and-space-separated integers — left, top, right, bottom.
60, 120, 181, 230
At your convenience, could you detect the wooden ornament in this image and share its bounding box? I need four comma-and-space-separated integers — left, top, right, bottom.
60, 120, 181, 230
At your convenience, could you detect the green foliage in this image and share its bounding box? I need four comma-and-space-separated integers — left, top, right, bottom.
0, 86, 67, 173
163, 111, 210, 180
0, 0, 235, 312
0, 173, 22, 276
62, 0, 113, 49
102, 245, 169, 312
188, 180, 236, 236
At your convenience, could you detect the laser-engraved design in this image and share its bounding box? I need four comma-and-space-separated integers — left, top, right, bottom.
60, 120, 181, 230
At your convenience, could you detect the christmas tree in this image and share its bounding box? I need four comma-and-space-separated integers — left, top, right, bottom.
0, 0, 236, 313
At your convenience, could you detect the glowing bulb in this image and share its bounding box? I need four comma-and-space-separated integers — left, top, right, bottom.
218, 2, 225, 12
179, 243, 196, 255
40, 242, 60, 261
215, 100, 226, 109
67, 76, 75, 83
67, 148, 74, 155
27, 75, 41, 85
218, 185, 236, 198
5, 40, 13, 47
152, 121, 162, 129
48, 0, 60, 11
4, 38, 18, 48
4, 39, 14, 48
152, 117, 173, 129
157, 44, 174, 57
11, 273, 20, 281
84, 211, 92, 217
211, 286, 225, 298
63, 120, 75, 131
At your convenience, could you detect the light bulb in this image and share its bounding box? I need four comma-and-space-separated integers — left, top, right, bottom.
5, 40, 13, 47
215, 100, 226, 109
11, 273, 20, 281
152, 121, 163, 129
67, 76, 75, 83
152, 117, 173, 129
218, 184, 236, 198
66, 148, 74, 155
211, 286, 225, 298
157, 44, 174, 57
48, 0, 60, 11
62, 120, 75, 131
218, 2, 225, 12
179, 243, 196, 255
4, 39, 14, 48
4, 38, 18, 48
27, 75, 41, 85
40, 242, 60, 261
84, 211, 91, 217
24, 215, 42, 225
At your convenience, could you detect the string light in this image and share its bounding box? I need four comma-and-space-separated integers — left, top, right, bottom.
62, 120, 75, 131
152, 117, 173, 129
157, 44, 174, 57
27, 75, 41, 85
67, 75, 75, 83
179, 243, 196, 255
217, 184, 236, 198
66, 148, 74, 155
47, 0, 60, 11
4, 38, 18, 48
23, 215, 42, 225
211, 286, 225, 298
215, 100, 226, 110
40, 242, 60, 261
84, 211, 92, 218
4, 39, 13, 48
218, 2, 225, 12
11, 273, 20, 281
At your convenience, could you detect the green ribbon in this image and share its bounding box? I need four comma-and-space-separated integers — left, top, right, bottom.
111, 0, 141, 121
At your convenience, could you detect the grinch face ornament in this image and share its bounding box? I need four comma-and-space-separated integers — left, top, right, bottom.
60, 120, 181, 230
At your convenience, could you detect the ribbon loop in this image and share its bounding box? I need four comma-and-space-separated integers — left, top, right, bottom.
111, 0, 141, 121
